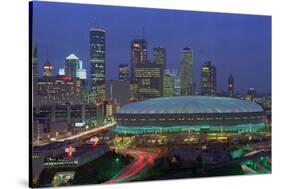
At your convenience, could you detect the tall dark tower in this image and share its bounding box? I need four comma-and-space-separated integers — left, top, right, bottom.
228, 74, 234, 97
130, 39, 148, 81
32, 43, 38, 80
118, 64, 129, 81
32, 42, 38, 105
201, 61, 216, 96
153, 47, 166, 69
179, 47, 193, 95
90, 28, 106, 103
65, 53, 80, 78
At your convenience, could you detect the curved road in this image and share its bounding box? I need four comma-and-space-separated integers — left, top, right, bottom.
106, 150, 159, 184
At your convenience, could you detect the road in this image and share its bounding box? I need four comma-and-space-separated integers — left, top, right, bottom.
57, 122, 116, 142
105, 150, 160, 184
241, 165, 257, 174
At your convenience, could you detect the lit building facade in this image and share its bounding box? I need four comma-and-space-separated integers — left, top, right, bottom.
43, 61, 53, 77
228, 74, 234, 97
76, 60, 87, 80
174, 72, 181, 96
129, 81, 139, 102
58, 69, 65, 76
90, 28, 106, 103
59, 59, 86, 80
64, 53, 80, 78
135, 63, 163, 100
118, 64, 129, 81
179, 47, 194, 95
106, 103, 113, 117
130, 39, 148, 81
163, 69, 176, 97
33, 104, 102, 124
248, 88, 257, 101
153, 47, 166, 69
36, 76, 83, 105
201, 61, 216, 96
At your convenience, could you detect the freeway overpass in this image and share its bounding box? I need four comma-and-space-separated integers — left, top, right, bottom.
57, 122, 117, 142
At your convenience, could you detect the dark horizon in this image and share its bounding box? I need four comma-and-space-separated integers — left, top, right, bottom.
31, 1, 272, 94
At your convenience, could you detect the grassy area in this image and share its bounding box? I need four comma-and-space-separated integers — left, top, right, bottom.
35, 150, 133, 187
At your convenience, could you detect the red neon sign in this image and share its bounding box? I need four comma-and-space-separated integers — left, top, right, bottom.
65, 144, 76, 158
62, 77, 72, 81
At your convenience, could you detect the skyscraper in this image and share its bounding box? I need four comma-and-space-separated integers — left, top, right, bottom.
58, 69, 65, 76
90, 28, 106, 103
118, 64, 129, 81
43, 60, 53, 77
76, 60, 87, 80
32, 43, 38, 80
153, 47, 166, 69
105, 80, 130, 106
135, 63, 163, 100
129, 81, 139, 102
201, 61, 216, 96
64, 53, 80, 78
228, 74, 234, 97
248, 88, 257, 101
174, 72, 181, 96
59, 57, 86, 80
130, 39, 148, 81
179, 47, 193, 95
36, 76, 83, 105
163, 69, 176, 97
32, 43, 39, 106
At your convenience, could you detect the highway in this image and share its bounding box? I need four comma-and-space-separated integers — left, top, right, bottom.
57, 122, 116, 142
106, 150, 160, 184
256, 161, 270, 173
241, 165, 257, 174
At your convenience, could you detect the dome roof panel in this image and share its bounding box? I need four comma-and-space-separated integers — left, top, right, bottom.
118, 96, 263, 114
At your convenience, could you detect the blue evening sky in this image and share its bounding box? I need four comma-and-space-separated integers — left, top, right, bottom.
31, 1, 271, 94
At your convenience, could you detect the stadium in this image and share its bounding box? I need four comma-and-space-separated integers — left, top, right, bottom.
113, 96, 265, 134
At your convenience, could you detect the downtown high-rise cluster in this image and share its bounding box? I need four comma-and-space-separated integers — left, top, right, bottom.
32, 27, 243, 108
32, 27, 270, 142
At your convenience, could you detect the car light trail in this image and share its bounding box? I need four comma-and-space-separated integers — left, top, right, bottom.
105, 150, 160, 184
57, 122, 116, 142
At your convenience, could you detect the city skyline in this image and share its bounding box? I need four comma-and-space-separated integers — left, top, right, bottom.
32, 2, 271, 94
30, 2, 272, 187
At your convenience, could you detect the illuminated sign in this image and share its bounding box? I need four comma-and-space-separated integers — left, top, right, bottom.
65, 144, 76, 158
62, 77, 72, 81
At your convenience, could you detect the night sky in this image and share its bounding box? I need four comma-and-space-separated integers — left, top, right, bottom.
32, 1, 271, 94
